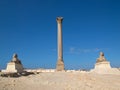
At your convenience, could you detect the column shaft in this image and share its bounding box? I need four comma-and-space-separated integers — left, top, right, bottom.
58, 22, 63, 60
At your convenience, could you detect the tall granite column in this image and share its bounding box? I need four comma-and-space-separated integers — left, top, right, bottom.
56, 17, 65, 71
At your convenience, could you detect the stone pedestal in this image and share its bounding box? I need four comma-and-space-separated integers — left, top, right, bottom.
95, 61, 111, 70
93, 61, 112, 74
6, 62, 23, 73
56, 59, 64, 71
2, 54, 23, 73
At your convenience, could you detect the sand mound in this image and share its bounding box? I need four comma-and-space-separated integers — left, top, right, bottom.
0, 72, 120, 90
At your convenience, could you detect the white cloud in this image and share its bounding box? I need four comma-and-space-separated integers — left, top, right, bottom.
70, 47, 75, 53
69, 47, 108, 54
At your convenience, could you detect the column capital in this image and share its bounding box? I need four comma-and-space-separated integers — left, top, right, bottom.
56, 17, 63, 23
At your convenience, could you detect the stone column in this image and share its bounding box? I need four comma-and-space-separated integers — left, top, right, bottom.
56, 17, 64, 71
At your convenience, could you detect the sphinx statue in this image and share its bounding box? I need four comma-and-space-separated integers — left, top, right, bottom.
5, 53, 23, 73
96, 52, 107, 63
11, 53, 22, 64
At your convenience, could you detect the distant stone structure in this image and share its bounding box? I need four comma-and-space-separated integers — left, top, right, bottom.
56, 17, 65, 71
91, 52, 120, 74
2, 54, 23, 73
95, 52, 111, 69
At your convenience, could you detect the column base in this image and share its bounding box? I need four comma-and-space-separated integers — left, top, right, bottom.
56, 59, 64, 71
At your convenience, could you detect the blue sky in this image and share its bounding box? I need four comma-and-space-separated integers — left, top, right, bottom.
0, 0, 120, 69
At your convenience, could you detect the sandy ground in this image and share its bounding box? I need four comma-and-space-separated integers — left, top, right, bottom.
0, 72, 120, 90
